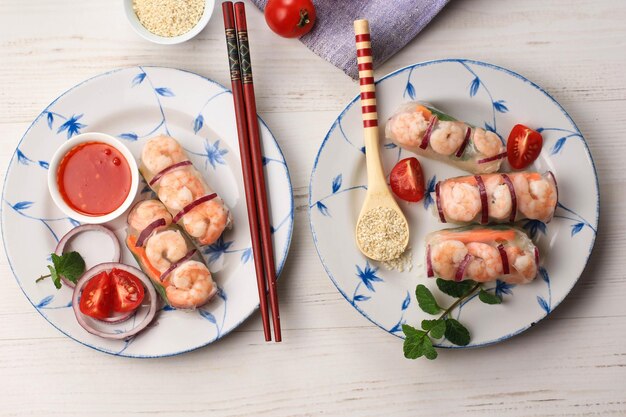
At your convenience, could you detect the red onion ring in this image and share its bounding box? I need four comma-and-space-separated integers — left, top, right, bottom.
419, 115, 438, 150
159, 249, 197, 282
477, 152, 507, 164
435, 182, 446, 223
497, 244, 510, 275
55, 225, 121, 288
148, 160, 192, 186
172, 193, 217, 223
72, 263, 157, 340
426, 245, 434, 278
96, 310, 136, 324
136, 218, 166, 247
474, 175, 488, 224
455, 254, 472, 282
534, 247, 540, 266
455, 126, 471, 158
501, 174, 517, 223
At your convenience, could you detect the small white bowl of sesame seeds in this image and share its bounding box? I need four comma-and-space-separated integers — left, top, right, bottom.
124, 0, 215, 45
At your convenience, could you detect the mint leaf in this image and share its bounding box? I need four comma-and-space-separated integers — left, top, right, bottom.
436, 278, 477, 298
48, 265, 61, 289
402, 324, 427, 359
421, 336, 438, 360
444, 318, 470, 346
479, 288, 502, 305
415, 284, 441, 314
53, 251, 86, 283
422, 319, 446, 339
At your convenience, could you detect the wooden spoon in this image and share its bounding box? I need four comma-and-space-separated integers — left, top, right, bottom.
353, 19, 409, 261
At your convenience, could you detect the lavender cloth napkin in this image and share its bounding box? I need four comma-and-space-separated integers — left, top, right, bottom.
251, 0, 448, 78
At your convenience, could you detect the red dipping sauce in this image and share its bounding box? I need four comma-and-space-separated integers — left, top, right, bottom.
57, 142, 132, 216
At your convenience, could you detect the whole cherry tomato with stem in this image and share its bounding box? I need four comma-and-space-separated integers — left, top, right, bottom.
265, 0, 316, 38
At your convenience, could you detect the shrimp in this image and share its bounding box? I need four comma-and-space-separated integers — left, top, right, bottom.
166, 260, 216, 308
441, 181, 481, 222
141, 135, 187, 174
145, 230, 188, 273
465, 242, 503, 282
484, 175, 512, 220
513, 174, 557, 222
127, 199, 172, 231
429, 121, 466, 156
505, 246, 537, 284
387, 110, 430, 147
472, 128, 504, 158
182, 199, 229, 245
430, 240, 468, 280
157, 169, 205, 211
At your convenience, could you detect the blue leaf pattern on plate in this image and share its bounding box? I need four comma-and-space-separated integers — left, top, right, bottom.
537, 296, 550, 313
38, 160, 49, 169
353, 294, 371, 302
316, 201, 330, 216
36, 295, 54, 308
401, 291, 411, 310
198, 309, 217, 323
571, 222, 585, 236
204, 140, 228, 169
356, 262, 383, 292
132, 72, 146, 86
495, 280, 515, 298
332, 174, 342, 193
56, 114, 86, 139
193, 114, 204, 134
493, 100, 508, 113
404, 81, 416, 100
523, 219, 547, 239
46, 112, 54, 128
551, 137, 566, 155
383, 142, 398, 149
118, 132, 138, 141
423, 175, 436, 210
241, 248, 252, 264
155, 87, 174, 97
12, 201, 33, 211
469, 77, 480, 97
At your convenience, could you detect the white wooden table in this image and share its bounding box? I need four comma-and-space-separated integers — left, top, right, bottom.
1, 1, 625, 415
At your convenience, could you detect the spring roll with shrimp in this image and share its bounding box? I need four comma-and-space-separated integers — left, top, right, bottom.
139, 135, 232, 247
433, 171, 558, 224
426, 225, 539, 284
385, 102, 506, 174
126, 199, 217, 309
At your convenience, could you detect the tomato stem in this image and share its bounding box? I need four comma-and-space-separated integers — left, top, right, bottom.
298, 9, 310, 27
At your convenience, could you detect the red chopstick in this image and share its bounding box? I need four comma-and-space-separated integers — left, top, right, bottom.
222, 1, 271, 342
233, 1, 281, 342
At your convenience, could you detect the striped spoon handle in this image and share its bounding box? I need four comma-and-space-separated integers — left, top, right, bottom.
354, 19, 385, 191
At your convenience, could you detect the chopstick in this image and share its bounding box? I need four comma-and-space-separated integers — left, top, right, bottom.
222, 1, 271, 342
222, 1, 282, 342
233, 2, 281, 342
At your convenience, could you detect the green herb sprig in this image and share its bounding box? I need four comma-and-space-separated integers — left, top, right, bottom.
36, 252, 86, 289
402, 278, 502, 360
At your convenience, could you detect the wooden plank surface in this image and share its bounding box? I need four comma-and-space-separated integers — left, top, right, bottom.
1, 0, 625, 416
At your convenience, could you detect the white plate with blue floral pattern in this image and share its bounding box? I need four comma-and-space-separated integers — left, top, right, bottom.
310, 59, 598, 347
2, 67, 294, 357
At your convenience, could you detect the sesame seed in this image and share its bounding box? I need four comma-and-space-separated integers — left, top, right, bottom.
356, 207, 408, 261
133, 0, 205, 38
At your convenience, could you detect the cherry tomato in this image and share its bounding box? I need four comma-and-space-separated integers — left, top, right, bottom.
390, 157, 425, 202
79, 271, 114, 320
506, 124, 543, 169
265, 0, 316, 38
110, 268, 145, 313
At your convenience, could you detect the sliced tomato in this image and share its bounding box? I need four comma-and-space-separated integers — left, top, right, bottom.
110, 268, 145, 313
390, 157, 425, 202
506, 124, 543, 169
79, 271, 114, 320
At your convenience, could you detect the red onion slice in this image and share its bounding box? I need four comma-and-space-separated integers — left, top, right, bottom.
172, 193, 217, 223
55, 225, 121, 288
419, 115, 438, 150
159, 249, 197, 282
534, 247, 540, 266
501, 174, 517, 223
426, 245, 434, 278
474, 175, 488, 224
477, 152, 507, 164
497, 244, 510, 275
435, 182, 446, 223
455, 126, 471, 158
72, 263, 157, 340
148, 160, 192, 186
455, 254, 472, 282
136, 218, 166, 247
96, 310, 136, 324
